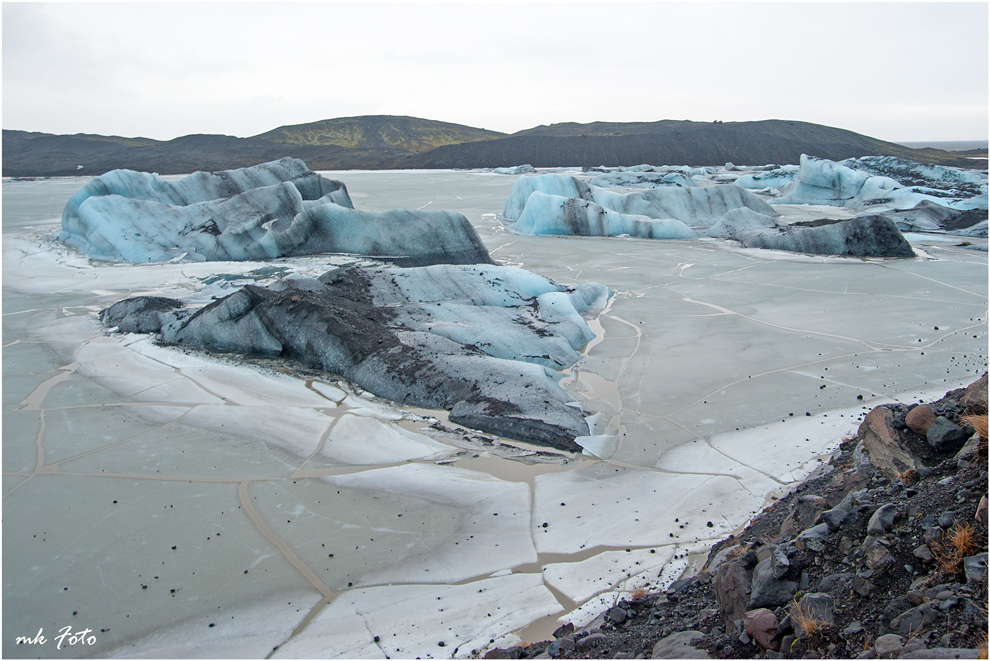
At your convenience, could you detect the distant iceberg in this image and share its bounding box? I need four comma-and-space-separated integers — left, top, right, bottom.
708, 209, 916, 258
588, 171, 697, 188
59, 158, 493, 266
501, 173, 776, 233
515, 192, 697, 239
493, 164, 537, 175
733, 164, 800, 191
772, 155, 988, 212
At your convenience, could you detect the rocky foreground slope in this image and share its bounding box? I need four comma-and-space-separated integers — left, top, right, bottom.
487, 375, 988, 660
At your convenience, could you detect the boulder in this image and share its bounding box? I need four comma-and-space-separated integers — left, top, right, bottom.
857, 407, 924, 481
874, 633, 904, 659
927, 417, 970, 452
960, 373, 988, 413
796, 523, 829, 553
867, 504, 898, 536
822, 503, 857, 531
743, 608, 779, 651
962, 553, 987, 585
748, 557, 798, 609
790, 593, 834, 637
485, 647, 525, 659
814, 573, 855, 606
826, 467, 872, 506
651, 630, 709, 659
905, 404, 937, 434
890, 603, 939, 636
575, 633, 605, 651
780, 496, 828, 539
713, 558, 753, 634
862, 537, 896, 571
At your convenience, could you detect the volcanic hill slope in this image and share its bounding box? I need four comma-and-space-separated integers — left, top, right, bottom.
2, 116, 978, 177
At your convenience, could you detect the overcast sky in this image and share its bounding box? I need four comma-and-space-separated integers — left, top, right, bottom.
3, 2, 987, 142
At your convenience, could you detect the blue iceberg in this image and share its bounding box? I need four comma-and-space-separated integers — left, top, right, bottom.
59, 158, 493, 266
502, 173, 776, 234
514, 192, 697, 239
773, 155, 988, 212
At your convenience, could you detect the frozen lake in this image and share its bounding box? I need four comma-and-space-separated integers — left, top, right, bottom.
3, 170, 987, 658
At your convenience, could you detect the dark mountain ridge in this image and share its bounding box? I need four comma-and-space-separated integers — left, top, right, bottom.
2, 116, 979, 177
393, 120, 970, 169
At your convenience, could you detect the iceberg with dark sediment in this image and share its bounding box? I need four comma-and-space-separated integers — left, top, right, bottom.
588, 171, 696, 188
515, 192, 697, 239
59, 158, 492, 266
493, 164, 537, 175
501, 173, 776, 232
733, 164, 800, 192
101, 264, 611, 451
840, 156, 987, 197
707, 209, 915, 258
501, 174, 595, 220
875, 199, 988, 234
772, 155, 988, 212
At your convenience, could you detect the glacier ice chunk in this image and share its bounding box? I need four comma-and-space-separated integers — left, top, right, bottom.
59, 158, 493, 266
514, 192, 698, 239
708, 209, 916, 258
773, 154, 988, 212
502, 173, 776, 232
100, 264, 612, 450
501, 173, 594, 220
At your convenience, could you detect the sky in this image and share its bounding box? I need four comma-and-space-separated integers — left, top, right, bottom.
3, 2, 987, 143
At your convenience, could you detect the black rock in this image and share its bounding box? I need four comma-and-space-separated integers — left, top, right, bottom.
927, 417, 969, 452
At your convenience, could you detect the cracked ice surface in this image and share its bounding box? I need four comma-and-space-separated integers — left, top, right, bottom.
271, 574, 562, 658
3, 170, 987, 658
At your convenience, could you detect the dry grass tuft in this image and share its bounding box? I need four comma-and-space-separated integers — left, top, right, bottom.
631, 587, 648, 599
963, 414, 988, 440
933, 522, 978, 576
790, 599, 827, 638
